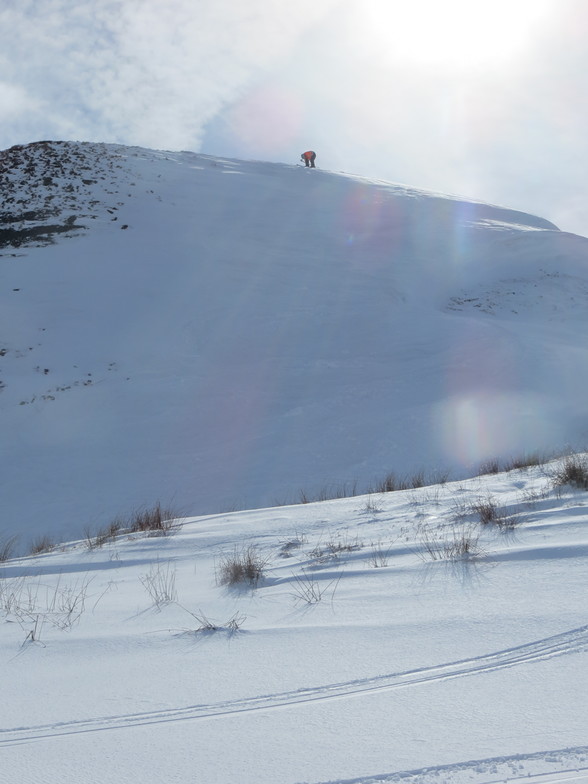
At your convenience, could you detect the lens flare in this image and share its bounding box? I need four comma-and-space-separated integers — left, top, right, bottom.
222, 85, 304, 155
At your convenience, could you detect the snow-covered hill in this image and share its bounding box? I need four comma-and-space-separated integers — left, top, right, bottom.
2, 141, 588, 551
2, 143, 588, 784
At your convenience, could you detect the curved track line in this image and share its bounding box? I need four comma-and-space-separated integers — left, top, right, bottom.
309, 748, 588, 784
489, 770, 588, 783
2, 624, 587, 745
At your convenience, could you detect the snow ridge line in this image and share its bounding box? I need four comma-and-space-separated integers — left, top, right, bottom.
2, 624, 587, 744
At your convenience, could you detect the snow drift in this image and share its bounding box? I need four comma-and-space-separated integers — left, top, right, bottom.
1, 456, 587, 783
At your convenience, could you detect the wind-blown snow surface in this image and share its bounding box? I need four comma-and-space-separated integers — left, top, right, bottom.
2, 141, 588, 550
1, 460, 587, 783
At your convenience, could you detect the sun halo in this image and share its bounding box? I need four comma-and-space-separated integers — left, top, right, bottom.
359, 0, 555, 69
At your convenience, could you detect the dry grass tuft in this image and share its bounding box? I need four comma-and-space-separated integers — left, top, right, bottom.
217, 545, 269, 587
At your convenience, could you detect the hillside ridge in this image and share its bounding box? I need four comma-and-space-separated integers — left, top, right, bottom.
0, 140, 561, 253
2, 140, 588, 551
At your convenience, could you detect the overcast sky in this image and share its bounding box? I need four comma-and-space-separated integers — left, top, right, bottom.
2, 0, 587, 236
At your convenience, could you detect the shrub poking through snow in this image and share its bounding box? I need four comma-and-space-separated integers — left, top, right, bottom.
478, 452, 549, 476
471, 496, 521, 530
140, 560, 177, 608
477, 458, 502, 476
84, 519, 123, 550
0, 534, 17, 562
369, 469, 446, 494
290, 570, 342, 605
217, 545, 268, 587
129, 502, 179, 535
29, 534, 55, 555
367, 540, 393, 568
309, 533, 363, 562
364, 496, 384, 514
178, 607, 246, 634
84, 504, 178, 549
1, 573, 92, 644
371, 472, 410, 493
472, 496, 499, 525
279, 533, 307, 557
417, 523, 483, 562
505, 452, 547, 471
553, 454, 588, 490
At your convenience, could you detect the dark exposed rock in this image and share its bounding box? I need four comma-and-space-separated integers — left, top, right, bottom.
0, 140, 126, 249
0, 221, 86, 248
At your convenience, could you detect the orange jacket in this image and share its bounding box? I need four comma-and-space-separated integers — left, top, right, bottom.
302, 151, 315, 160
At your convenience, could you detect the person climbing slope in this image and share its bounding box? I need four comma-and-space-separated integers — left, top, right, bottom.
300, 150, 316, 168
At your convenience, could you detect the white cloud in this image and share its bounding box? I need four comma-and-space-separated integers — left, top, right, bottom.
0, 0, 339, 150
0, 82, 39, 120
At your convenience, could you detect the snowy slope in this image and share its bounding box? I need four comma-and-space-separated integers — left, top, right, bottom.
2, 144, 588, 783
1, 456, 587, 783
2, 141, 588, 551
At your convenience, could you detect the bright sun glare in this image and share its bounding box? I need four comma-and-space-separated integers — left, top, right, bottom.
362, 0, 555, 68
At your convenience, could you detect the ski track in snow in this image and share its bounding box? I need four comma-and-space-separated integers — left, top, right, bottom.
310, 754, 588, 784
489, 771, 588, 783
2, 624, 587, 746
